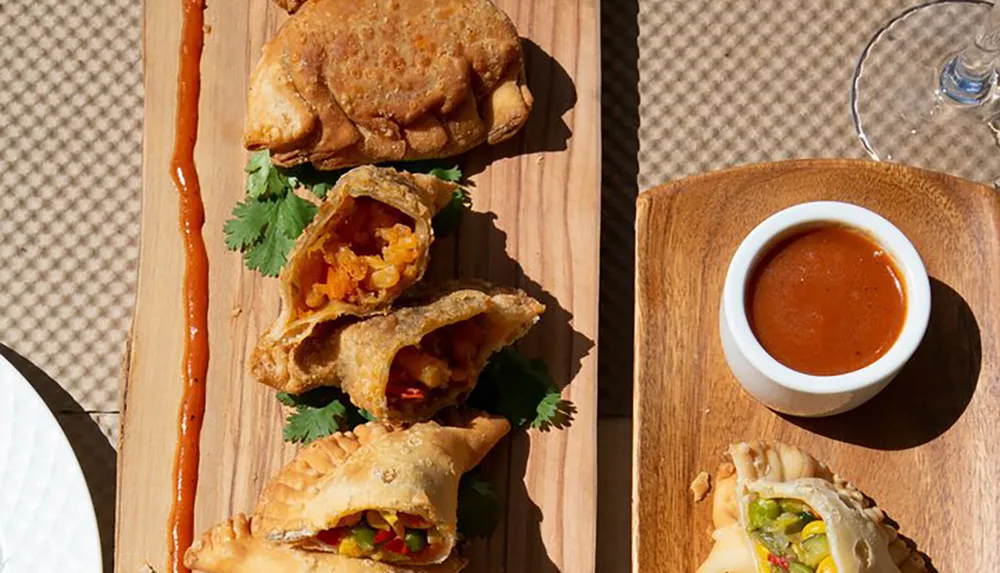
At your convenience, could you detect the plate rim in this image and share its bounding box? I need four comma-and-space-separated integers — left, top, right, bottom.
0, 353, 103, 572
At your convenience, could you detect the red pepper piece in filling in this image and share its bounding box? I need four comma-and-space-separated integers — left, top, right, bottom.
399, 387, 425, 400
385, 537, 410, 555
374, 529, 396, 544
386, 381, 426, 401
767, 553, 789, 571
316, 527, 347, 547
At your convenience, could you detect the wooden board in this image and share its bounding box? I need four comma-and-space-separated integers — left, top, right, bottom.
633, 159, 1000, 572
117, 1, 600, 572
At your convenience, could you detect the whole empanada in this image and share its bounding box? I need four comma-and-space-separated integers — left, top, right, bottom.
251, 166, 455, 391
184, 513, 468, 573
245, 0, 533, 170
252, 414, 510, 566
697, 442, 927, 573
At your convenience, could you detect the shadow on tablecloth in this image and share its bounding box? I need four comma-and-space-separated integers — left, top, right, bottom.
0, 346, 115, 573
599, 0, 640, 417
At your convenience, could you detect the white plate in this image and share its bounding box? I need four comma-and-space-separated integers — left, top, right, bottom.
0, 354, 102, 572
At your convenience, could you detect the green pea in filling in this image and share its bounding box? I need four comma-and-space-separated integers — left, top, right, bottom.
747, 497, 831, 573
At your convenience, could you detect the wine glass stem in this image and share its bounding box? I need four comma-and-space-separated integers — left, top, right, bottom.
941, 2, 1000, 105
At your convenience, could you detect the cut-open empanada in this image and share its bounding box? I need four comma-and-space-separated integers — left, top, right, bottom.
255, 281, 544, 421
698, 442, 927, 573
245, 0, 533, 170
184, 513, 468, 573
337, 282, 544, 421
251, 166, 455, 392
252, 414, 510, 566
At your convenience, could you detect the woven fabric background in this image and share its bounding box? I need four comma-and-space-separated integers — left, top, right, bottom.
0, 0, 142, 425
635, 0, 917, 188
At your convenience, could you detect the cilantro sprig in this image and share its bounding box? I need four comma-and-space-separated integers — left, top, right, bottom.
225, 152, 468, 277
276, 387, 369, 444
426, 165, 462, 182
468, 348, 575, 430
223, 151, 325, 276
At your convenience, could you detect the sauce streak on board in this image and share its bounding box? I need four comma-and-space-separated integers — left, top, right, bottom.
746, 225, 906, 376
166, 1, 209, 572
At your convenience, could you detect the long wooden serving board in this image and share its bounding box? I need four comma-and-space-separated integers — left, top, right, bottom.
633, 159, 999, 572
117, 1, 599, 572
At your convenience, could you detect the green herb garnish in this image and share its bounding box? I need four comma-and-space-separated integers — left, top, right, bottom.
277, 387, 367, 444
223, 151, 324, 276
225, 152, 467, 276
426, 165, 462, 182
468, 347, 575, 430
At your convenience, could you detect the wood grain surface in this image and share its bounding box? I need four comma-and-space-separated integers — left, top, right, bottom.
117, 1, 600, 572
633, 159, 999, 572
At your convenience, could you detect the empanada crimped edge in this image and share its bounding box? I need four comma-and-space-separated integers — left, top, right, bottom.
184, 513, 469, 573
697, 441, 927, 573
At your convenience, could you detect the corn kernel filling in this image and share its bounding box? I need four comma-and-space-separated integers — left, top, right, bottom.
298, 197, 420, 311
747, 497, 836, 573
309, 509, 443, 563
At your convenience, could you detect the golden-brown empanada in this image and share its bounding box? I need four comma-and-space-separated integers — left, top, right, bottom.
337, 282, 544, 421
251, 166, 455, 392
245, 0, 533, 170
257, 281, 544, 420
252, 414, 510, 566
697, 442, 927, 573
184, 513, 468, 573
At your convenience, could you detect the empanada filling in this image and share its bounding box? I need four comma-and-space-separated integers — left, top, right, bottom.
385, 315, 490, 412
298, 197, 420, 311
309, 509, 443, 562
747, 497, 836, 573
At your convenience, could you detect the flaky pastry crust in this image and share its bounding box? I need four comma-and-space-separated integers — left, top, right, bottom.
697, 442, 927, 573
246, 0, 533, 170
251, 166, 455, 393
252, 414, 510, 564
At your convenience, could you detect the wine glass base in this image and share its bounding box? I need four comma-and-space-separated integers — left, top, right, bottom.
852, 0, 1000, 185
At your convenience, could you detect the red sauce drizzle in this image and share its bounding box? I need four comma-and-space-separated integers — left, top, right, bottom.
166, 1, 209, 572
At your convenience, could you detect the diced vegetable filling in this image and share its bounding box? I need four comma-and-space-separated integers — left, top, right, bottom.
313, 510, 441, 562
299, 197, 420, 310
747, 497, 837, 573
385, 316, 489, 409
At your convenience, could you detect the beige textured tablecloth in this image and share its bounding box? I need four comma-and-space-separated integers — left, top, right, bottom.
0, 0, 952, 570
1, 0, 142, 419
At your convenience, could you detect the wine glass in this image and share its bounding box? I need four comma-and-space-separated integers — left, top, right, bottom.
852, 0, 1000, 185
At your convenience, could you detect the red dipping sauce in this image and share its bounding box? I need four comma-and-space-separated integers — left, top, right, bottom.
746, 224, 907, 376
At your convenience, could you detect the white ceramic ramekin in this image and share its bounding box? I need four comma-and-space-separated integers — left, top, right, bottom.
719, 201, 931, 417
